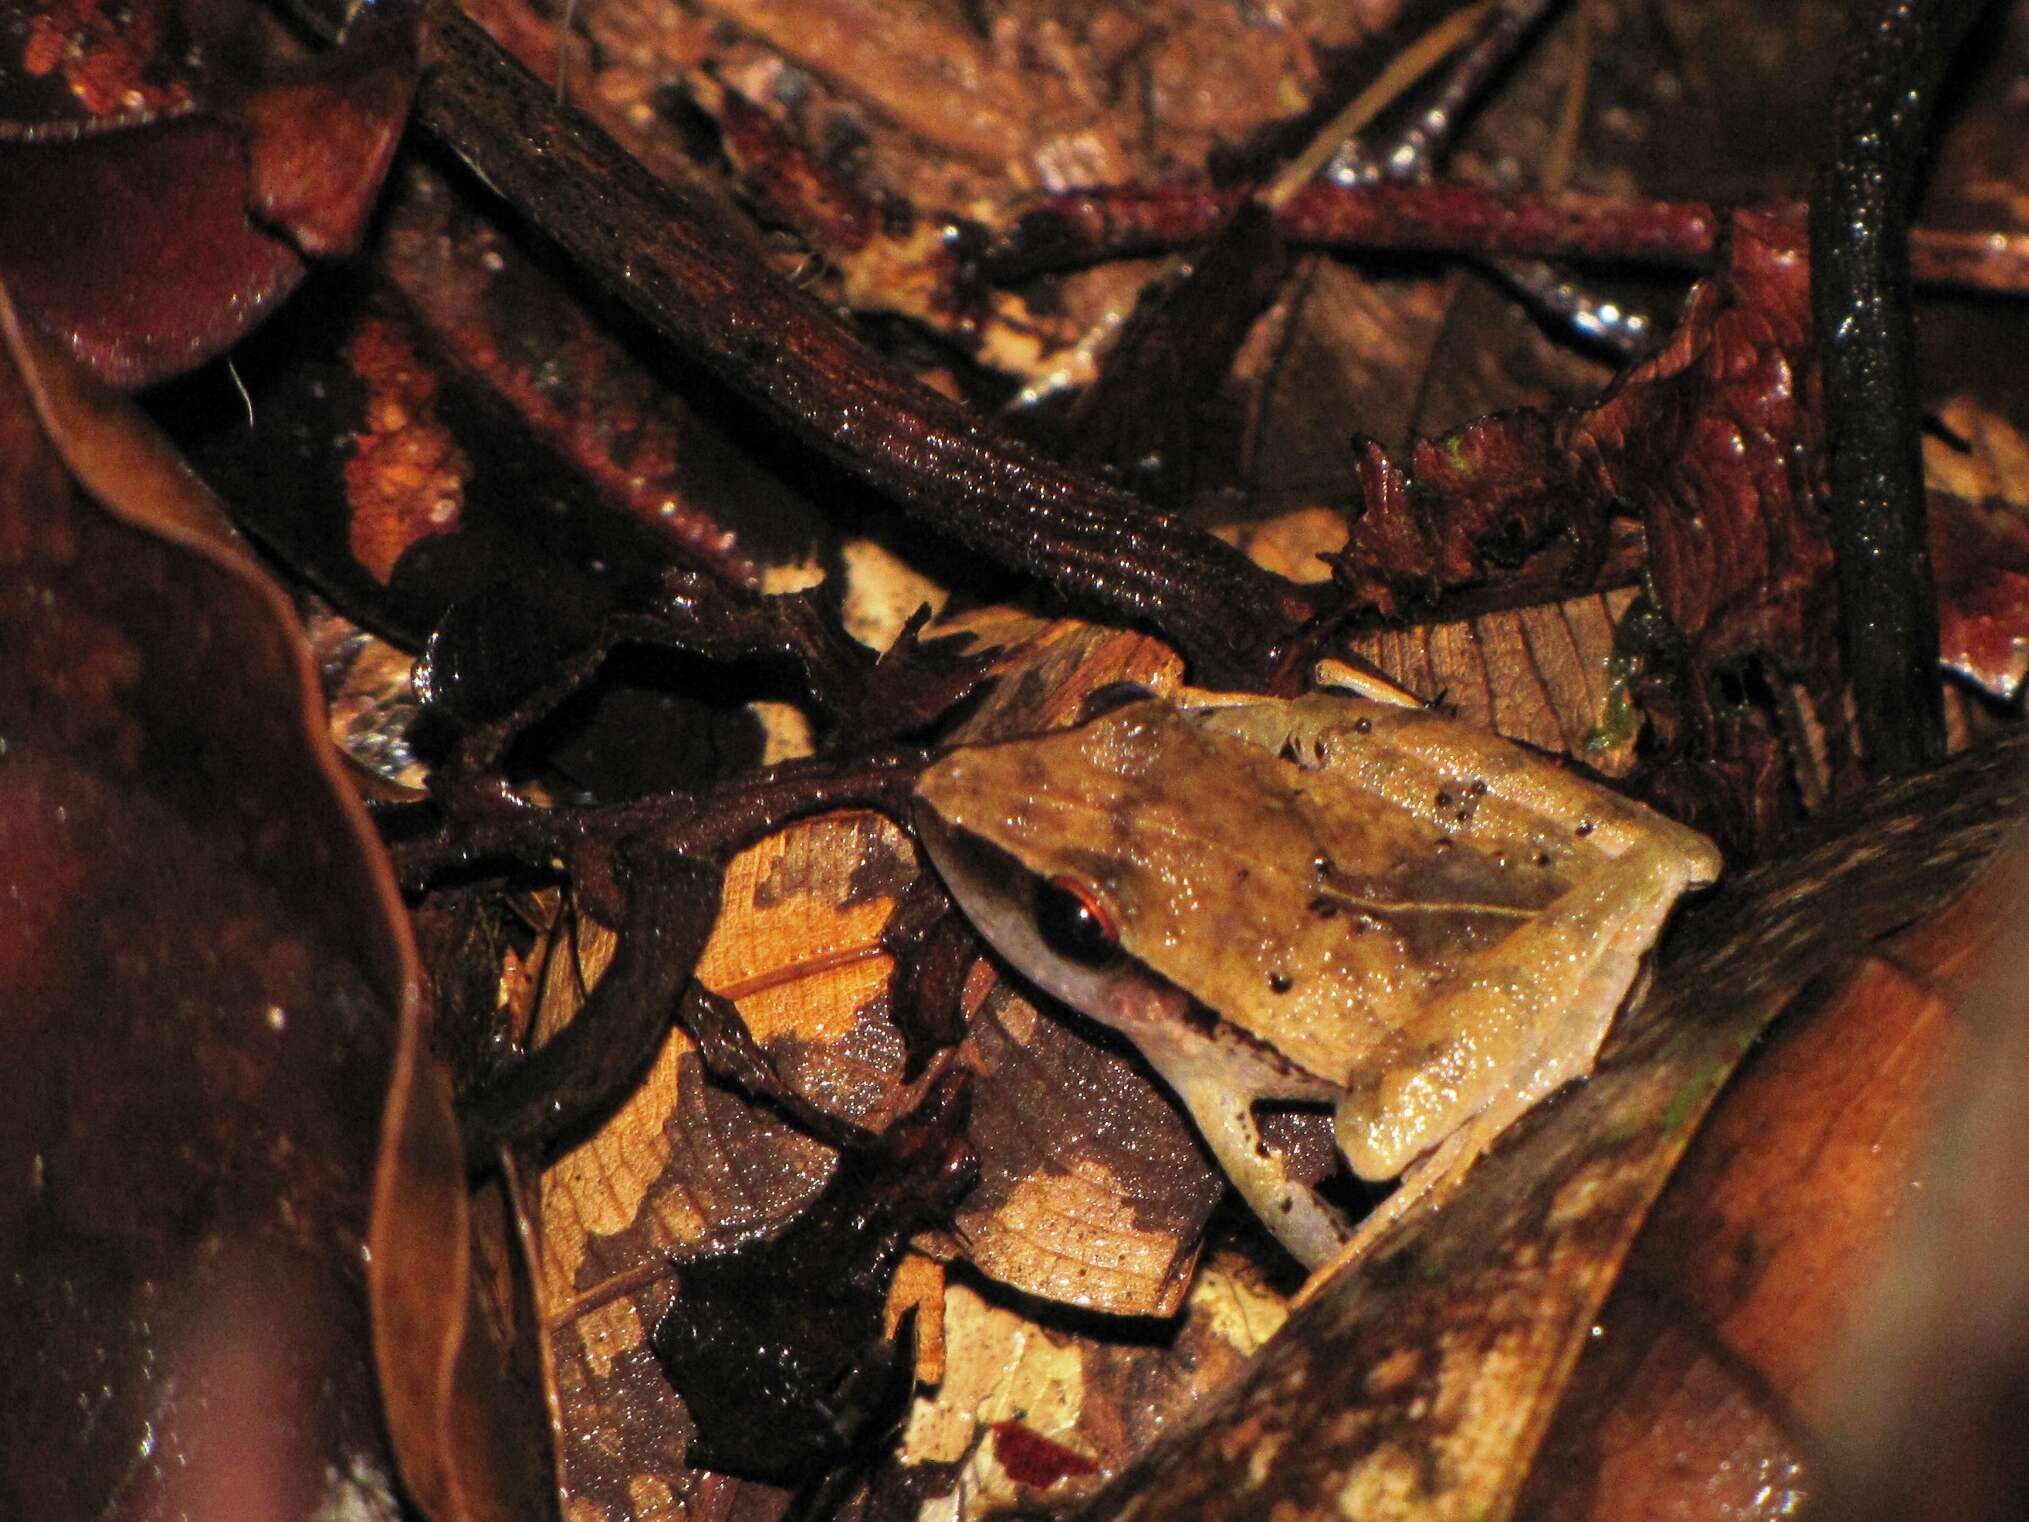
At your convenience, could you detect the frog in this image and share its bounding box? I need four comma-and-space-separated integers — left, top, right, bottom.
912, 680, 1721, 1269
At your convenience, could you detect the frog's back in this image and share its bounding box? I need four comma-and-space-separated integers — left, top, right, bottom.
918, 698, 1600, 1085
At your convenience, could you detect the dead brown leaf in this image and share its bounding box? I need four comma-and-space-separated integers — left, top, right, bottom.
0, 282, 533, 1521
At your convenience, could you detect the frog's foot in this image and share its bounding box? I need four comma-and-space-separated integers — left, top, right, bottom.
1308, 658, 1427, 708
1166, 1072, 1353, 1269
1288, 1121, 1490, 1302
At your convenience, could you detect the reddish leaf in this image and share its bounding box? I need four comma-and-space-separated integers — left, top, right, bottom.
989, 1421, 1101, 1488
0, 0, 416, 386
1338, 407, 1610, 613
1812, 841, 2029, 1522
1329, 211, 1838, 848
1929, 490, 2029, 701
1571, 211, 1833, 677
6, 0, 202, 124
0, 281, 553, 1522
0, 117, 309, 388
0, 284, 417, 1517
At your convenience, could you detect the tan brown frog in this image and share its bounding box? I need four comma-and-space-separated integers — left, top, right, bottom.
914, 685, 1721, 1268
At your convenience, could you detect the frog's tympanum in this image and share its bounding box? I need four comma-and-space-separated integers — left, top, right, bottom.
914, 692, 1721, 1268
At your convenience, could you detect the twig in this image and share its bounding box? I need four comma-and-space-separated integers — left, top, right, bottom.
1810, 0, 1992, 774
985, 182, 2029, 295
279, 0, 1312, 686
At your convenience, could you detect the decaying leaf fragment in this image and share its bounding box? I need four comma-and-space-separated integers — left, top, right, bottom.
885, 1249, 1290, 1517
650, 1072, 975, 1485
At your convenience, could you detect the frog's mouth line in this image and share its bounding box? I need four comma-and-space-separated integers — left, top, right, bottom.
913, 805, 1341, 1100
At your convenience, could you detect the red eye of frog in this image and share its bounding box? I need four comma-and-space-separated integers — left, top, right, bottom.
1033, 875, 1121, 967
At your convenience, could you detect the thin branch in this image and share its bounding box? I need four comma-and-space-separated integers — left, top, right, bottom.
985, 181, 2029, 295
282, 0, 1313, 686
1810, 0, 1993, 774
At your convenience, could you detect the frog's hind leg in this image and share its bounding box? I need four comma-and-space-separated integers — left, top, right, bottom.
1328, 841, 1700, 1267
1133, 1034, 1352, 1268
1173, 1073, 1353, 1269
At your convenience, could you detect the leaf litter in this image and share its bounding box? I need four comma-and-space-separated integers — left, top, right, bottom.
4, 0, 2029, 1520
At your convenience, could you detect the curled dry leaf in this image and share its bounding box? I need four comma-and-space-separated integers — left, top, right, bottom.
0, 0, 417, 387
1073, 729, 2028, 1522
0, 283, 535, 1521
0, 283, 548, 1522
1570, 213, 1832, 681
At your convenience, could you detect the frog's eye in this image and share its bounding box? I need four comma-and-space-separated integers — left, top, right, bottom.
1034, 875, 1122, 967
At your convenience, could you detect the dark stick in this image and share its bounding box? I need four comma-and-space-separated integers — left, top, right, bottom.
990, 182, 1723, 279
284, 0, 1311, 686
984, 182, 2029, 294
1809, 0, 1991, 775
1343, 0, 1561, 184
442, 748, 928, 1162
459, 846, 721, 1165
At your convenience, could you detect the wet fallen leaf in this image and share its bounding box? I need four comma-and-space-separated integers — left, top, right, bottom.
0, 282, 485, 1519
0, 0, 417, 386
1514, 808, 2027, 1520
1, 276, 555, 1522
1812, 839, 2029, 1522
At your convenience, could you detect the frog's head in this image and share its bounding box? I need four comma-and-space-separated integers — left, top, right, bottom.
913, 694, 1377, 1053
913, 779, 1158, 1032
911, 703, 1225, 1038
